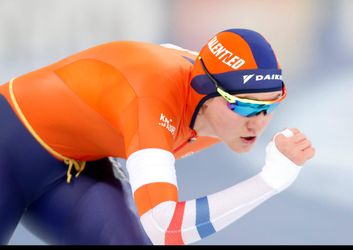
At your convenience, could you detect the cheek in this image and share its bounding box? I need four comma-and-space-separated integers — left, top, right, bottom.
264, 113, 274, 125
225, 112, 245, 130
212, 108, 245, 136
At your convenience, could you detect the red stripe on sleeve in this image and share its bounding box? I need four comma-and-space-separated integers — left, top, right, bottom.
164, 201, 186, 245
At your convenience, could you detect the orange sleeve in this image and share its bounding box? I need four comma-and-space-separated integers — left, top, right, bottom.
174, 136, 221, 159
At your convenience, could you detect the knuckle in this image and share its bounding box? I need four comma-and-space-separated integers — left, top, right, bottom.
302, 140, 311, 148
292, 151, 303, 162
304, 147, 315, 159
298, 132, 306, 139
309, 147, 316, 157
290, 128, 300, 134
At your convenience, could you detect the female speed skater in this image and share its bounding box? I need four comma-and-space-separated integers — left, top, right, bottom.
0, 29, 315, 245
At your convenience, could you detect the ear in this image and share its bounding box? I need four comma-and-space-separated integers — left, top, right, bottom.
199, 99, 211, 115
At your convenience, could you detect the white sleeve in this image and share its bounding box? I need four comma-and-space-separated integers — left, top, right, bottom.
126, 130, 302, 245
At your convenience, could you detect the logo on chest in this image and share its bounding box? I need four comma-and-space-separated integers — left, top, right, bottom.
158, 113, 176, 135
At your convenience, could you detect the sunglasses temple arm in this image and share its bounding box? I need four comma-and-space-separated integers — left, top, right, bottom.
198, 57, 221, 89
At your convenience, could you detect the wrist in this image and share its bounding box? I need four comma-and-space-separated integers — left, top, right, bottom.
259, 134, 302, 192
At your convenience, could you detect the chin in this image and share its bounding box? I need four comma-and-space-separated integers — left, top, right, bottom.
228, 142, 254, 153
234, 147, 252, 153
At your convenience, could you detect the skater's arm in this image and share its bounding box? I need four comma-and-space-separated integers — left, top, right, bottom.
126, 129, 314, 245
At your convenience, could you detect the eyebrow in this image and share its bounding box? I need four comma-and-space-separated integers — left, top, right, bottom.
238, 93, 282, 101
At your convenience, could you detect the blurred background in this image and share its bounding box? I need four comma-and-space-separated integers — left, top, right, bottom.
1, 0, 352, 245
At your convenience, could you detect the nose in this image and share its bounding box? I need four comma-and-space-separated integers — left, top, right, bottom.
246, 111, 268, 133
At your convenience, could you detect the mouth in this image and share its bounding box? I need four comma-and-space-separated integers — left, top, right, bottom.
240, 136, 257, 145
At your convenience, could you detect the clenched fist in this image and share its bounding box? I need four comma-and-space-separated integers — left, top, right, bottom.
275, 128, 315, 166
259, 128, 315, 191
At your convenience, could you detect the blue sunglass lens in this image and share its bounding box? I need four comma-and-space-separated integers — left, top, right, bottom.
228, 102, 279, 117
265, 103, 279, 114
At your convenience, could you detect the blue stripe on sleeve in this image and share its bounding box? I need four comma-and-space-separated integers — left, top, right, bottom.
196, 197, 216, 238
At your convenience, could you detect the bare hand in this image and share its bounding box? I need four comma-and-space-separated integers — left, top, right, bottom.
275, 128, 315, 166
